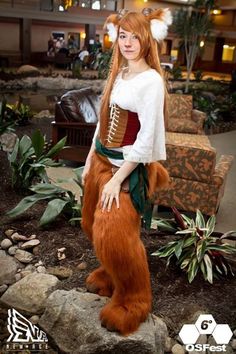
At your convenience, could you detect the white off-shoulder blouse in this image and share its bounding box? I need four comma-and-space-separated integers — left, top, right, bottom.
93, 68, 166, 166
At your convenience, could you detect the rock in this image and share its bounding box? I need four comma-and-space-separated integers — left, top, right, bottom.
32, 246, 40, 255
77, 262, 87, 270
17, 65, 40, 75
0, 132, 17, 152
4, 229, 15, 237
14, 249, 34, 263
8, 245, 18, 256
0, 273, 60, 315
20, 239, 40, 250
1, 238, 13, 249
0, 284, 8, 294
20, 270, 33, 278
11, 232, 28, 242
47, 266, 73, 279
0, 255, 19, 285
35, 261, 43, 267
39, 290, 168, 354
15, 273, 21, 282
25, 264, 36, 272
165, 337, 176, 352
233, 329, 236, 337
0, 250, 7, 257
33, 110, 54, 119
57, 248, 66, 261
29, 315, 40, 325
171, 343, 185, 354
37, 266, 47, 274
231, 339, 236, 349
29, 234, 37, 240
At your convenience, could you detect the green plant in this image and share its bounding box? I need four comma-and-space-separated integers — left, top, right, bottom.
0, 98, 15, 136
218, 93, 236, 122
194, 69, 203, 82
193, 94, 219, 128
7, 183, 81, 227
170, 65, 183, 80
72, 60, 82, 79
8, 130, 66, 192
98, 49, 112, 79
7, 101, 34, 126
173, 0, 215, 92
152, 208, 236, 283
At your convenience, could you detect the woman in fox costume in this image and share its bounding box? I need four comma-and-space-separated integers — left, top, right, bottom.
81, 7, 172, 335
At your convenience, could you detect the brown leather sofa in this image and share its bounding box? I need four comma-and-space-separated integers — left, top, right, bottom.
52, 88, 99, 162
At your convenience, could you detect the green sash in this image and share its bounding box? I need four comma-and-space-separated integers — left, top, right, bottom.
95, 139, 152, 229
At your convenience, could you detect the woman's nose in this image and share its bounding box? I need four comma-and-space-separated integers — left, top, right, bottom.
124, 37, 132, 46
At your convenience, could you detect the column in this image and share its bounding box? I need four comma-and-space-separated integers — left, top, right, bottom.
20, 18, 32, 64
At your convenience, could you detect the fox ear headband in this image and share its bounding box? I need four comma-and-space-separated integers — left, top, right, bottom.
105, 8, 172, 43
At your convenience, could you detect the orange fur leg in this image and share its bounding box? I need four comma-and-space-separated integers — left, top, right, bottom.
86, 266, 114, 297
93, 192, 152, 336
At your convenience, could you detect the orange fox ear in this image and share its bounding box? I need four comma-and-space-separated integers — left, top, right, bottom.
146, 162, 170, 198
148, 8, 173, 42
104, 14, 120, 42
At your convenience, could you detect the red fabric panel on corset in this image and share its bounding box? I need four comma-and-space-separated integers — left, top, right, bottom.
121, 111, 140, 146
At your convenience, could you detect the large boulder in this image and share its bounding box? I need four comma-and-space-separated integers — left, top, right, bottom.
39, 290, 168, 354
17, 65, 40, 75
0, 273, 59, 314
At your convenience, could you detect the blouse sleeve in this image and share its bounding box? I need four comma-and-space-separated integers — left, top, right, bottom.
123, 72, 166, 163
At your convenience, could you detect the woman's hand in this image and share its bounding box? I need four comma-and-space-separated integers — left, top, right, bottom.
101, 177, 121, 212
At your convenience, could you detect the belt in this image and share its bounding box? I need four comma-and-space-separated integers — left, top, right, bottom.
95, 138, 152, 230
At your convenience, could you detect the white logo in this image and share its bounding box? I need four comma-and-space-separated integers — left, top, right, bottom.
6, 308, 48, 351
179, 314, 233, 352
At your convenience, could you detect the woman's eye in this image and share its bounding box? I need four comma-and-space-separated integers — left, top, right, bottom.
132, 34, 138, 40
119, 34, 126, 39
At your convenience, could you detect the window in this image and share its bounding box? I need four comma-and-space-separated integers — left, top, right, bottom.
222, 44, 235, 62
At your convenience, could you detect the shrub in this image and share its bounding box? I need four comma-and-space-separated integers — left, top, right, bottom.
152, 208, 236, 283
98, 50, 112, 79
170, 65, 183, 80
8, 129, 66, 192
194, 70, 203, 82
0, 98, 15, 136
6, 101, 34, 126
7, 183, 81, 227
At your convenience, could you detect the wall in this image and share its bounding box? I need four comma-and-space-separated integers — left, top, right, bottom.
201, 40, 215, 61
0, 22, 19, 51
31, 24, 85, 51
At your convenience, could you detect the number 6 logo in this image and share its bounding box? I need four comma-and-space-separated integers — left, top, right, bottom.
196, 315, 216, 334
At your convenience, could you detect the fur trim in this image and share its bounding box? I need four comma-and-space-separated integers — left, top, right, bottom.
106, 22, 118, 42
150, 9, 172, 42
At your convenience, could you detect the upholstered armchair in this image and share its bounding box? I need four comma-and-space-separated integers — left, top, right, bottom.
167, 94, 206, 135
155, 132, 234, 216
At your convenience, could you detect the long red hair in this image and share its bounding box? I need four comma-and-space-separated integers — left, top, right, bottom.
99, 10, 169, 144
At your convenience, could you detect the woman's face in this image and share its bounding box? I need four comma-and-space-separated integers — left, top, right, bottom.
118, 27, 141, 61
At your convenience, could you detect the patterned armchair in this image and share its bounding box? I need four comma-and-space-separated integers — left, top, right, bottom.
167, 94, 206, 135
155, 132, 234, 216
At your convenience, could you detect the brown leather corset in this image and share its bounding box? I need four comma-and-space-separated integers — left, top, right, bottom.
104, 104, 141, 148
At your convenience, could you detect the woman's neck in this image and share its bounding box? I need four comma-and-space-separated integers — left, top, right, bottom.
126, 58, 149, 74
